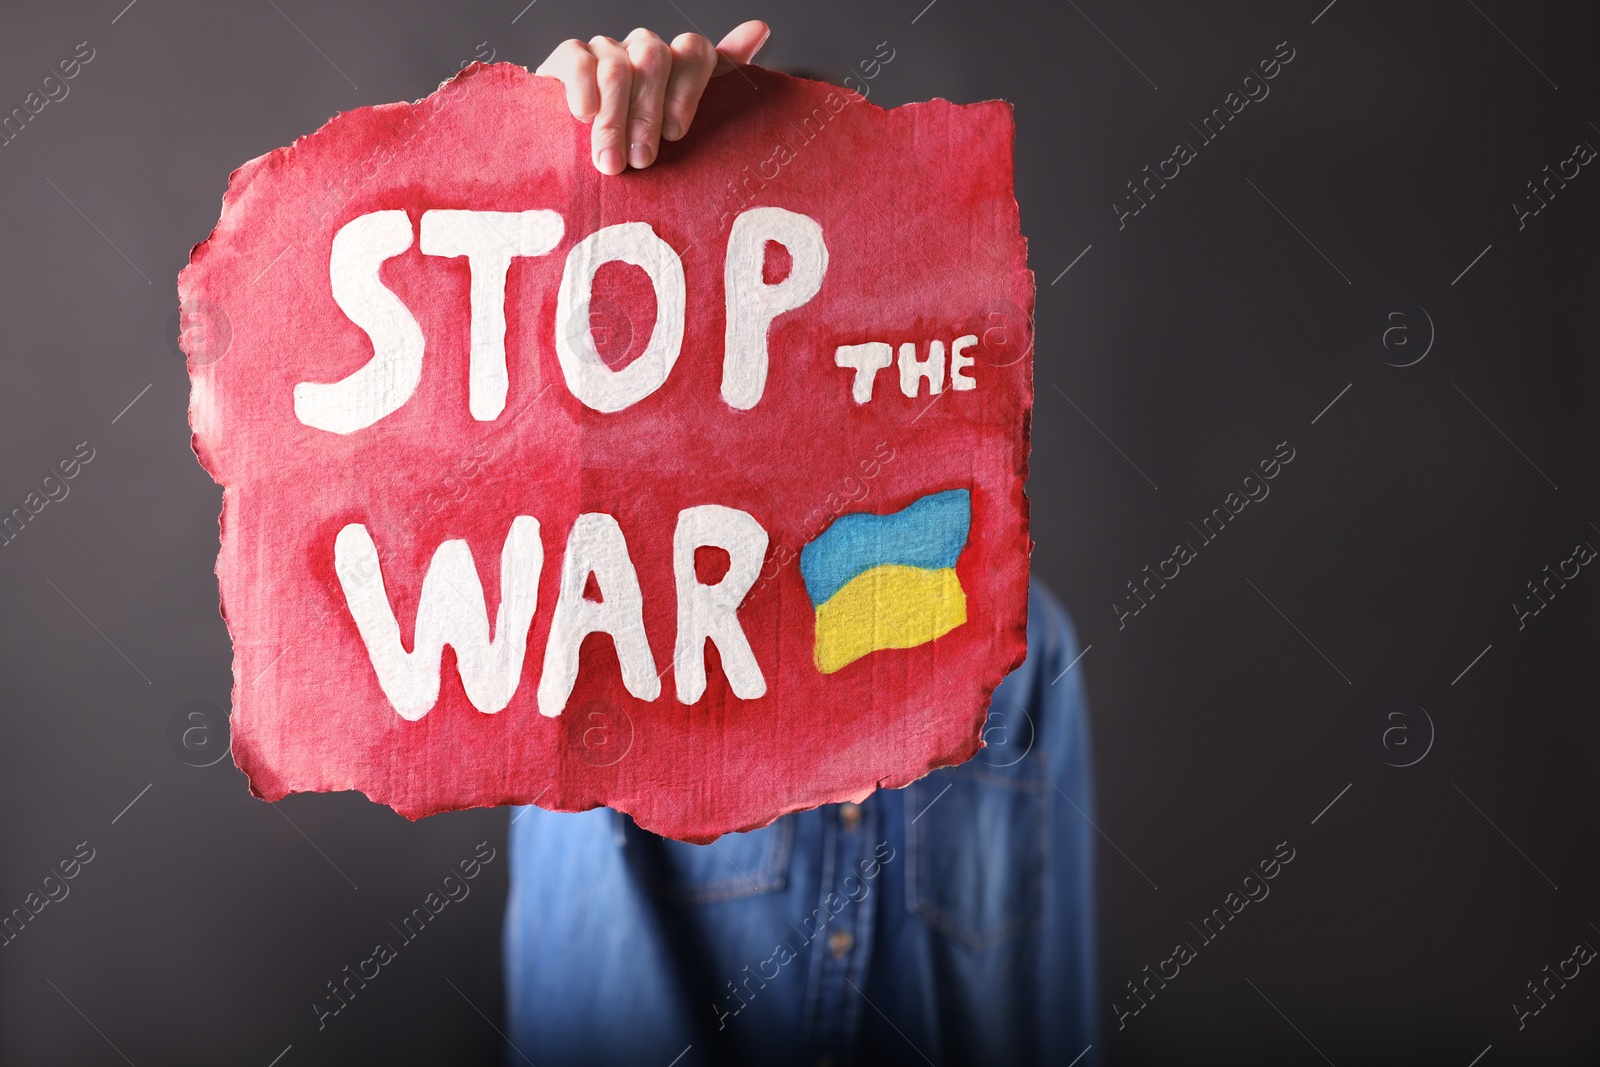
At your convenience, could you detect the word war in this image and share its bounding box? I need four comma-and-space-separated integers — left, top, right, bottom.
339, 505, 769, 720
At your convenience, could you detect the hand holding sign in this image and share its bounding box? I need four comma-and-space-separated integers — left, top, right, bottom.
535, 21, 769, 172
180, 60, 1032, 841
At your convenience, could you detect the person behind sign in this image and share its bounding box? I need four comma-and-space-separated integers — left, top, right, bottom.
503, 22, 1098, 1066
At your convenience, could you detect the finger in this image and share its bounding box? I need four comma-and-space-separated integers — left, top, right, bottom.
622, 28, 672, 169
587, 36, 633, 175
711, 20, 770, 75
662, 33, 717, 141
534, 39, 599, 120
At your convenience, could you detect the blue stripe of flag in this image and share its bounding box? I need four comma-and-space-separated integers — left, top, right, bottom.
798, 489, 971, 608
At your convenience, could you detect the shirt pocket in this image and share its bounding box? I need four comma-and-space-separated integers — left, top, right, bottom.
905, 765, 1048, 951
620, 813, 794, 906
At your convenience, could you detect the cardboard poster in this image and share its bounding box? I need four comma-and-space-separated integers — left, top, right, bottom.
179, 62, 1033, 842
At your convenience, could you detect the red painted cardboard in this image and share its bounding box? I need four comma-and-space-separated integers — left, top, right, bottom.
179, 62, 1033, 842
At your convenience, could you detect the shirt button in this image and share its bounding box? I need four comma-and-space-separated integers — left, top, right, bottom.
828, 929, 854, 958
838, 803, 861, 832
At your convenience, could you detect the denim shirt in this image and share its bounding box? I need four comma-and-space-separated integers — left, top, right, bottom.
504, 580, 1098, 1066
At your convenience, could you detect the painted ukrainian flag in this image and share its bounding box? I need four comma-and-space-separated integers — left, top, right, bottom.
799, 489, 971, 674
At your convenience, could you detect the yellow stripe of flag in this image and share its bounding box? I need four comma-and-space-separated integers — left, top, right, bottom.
813, 564, 967, 674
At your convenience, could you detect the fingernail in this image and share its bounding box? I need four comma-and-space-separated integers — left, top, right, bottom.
663, 119, 681, 141
598, 147, 622, 174
629, 142, 652, 169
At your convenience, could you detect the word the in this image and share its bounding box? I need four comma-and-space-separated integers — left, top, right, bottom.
1, 440, 96, 547
1514, 141, 1595, 230
713, 41, 894, 231
1, 841, 95, 948
0, 41, 95, 148
1115, 441, 1295, 628
833, 336, 978, 402
714, 840, 895, 1029
314, 840, 496, 1029
1113, 840, 1295, 1029
1514, 540, 1595, 629
294, 205, 826, 431
1514, 937, 1595, 1030
1114, 40, 1296, 229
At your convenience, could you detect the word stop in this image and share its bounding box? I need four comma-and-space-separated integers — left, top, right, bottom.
293, 206, 827, 432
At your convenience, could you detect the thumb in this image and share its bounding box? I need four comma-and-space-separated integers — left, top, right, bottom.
712, 20, 770, 75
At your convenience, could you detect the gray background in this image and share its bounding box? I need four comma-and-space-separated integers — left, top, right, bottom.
1, 0, 1597, 1063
